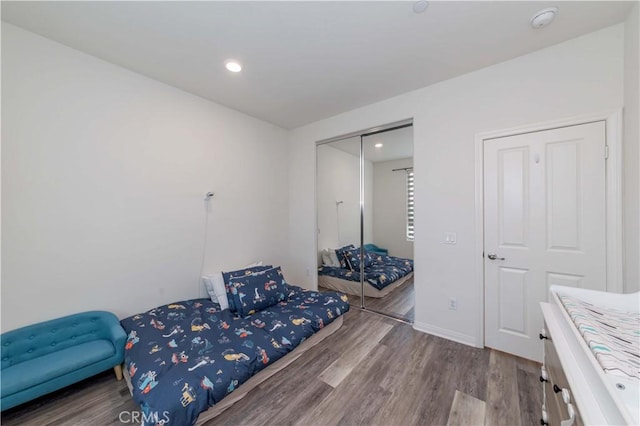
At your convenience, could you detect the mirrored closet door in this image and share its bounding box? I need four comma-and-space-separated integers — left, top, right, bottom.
361, 127, 414, 321
316, 137, 363, 304
316, 121, 414, 323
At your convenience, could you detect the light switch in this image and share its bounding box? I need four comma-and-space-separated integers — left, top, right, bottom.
444, 232, 457, 244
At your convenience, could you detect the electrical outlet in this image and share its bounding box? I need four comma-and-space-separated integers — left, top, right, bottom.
444, 232, 457, 244
449, 297, 457, 310
306, 268, 311, 277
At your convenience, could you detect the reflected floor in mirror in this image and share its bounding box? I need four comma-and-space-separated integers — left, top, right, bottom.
321, 276, 414, 323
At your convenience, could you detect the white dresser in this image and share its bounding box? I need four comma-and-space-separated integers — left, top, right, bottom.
540, 286, 639, 425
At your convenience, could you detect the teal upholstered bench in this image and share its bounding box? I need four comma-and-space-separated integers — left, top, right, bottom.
1, 311, 126, 411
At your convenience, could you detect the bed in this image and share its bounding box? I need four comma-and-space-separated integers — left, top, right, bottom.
120, 282, 349, 425
540, 285, 639, 425
318, 251, 414, 298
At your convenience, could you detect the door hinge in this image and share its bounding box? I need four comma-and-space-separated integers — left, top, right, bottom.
605, 145, 609, 159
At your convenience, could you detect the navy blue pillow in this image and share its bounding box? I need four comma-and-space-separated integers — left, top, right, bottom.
334, 244, 355, 269
365, 250, 376, 265
227, 266, 288, 317
343, 248, 374, 271
222, 265, 272, 312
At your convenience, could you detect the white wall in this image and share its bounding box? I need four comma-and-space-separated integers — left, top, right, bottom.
288, 25, 624, 345
316, 144, 373, 253
372, 158, 414, 259
1, 24, 290, 332
624, 4, 639, 294
316, 144, 372, 260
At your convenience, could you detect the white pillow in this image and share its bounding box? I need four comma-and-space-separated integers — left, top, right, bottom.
202, 261, 263, 310
321, 250, 333, 266
320, 249, 342, 267
328, 249, 341, 267
202, 272, 229, 310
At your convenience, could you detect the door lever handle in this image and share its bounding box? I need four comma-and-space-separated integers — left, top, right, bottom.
487, 252, 505, 260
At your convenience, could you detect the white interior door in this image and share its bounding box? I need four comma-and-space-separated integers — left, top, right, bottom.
484, 121, 607, 361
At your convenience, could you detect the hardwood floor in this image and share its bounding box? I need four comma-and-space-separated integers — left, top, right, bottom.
342, 276, 415, 322
1, 309, 541, 426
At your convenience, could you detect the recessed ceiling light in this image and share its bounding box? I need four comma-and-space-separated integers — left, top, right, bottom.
530, 7, 558, 29
413, 1, 428, 13
375, 143, 383, 148
225, 60, 242, 73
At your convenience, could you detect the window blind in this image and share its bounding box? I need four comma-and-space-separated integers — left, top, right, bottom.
407, 170, 414, 241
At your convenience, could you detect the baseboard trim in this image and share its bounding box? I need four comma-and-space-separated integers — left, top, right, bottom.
413, 321, 478, 348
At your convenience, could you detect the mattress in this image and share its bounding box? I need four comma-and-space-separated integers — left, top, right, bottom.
558, 293, 640, 381
124, 315, 345, 424
120, 286, 349, 425
318, 272, 413, 298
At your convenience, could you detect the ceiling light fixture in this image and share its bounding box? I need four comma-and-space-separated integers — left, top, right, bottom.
413, 1, 428, 13
530, 7, 558, 29
225, 60, 242, 73
375, 143, 383, 148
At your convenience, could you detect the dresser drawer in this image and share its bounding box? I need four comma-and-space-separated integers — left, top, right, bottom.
542, 367, 565, 426
542, 323, 583, 426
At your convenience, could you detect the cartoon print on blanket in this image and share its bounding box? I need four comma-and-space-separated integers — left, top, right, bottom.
121, 288, 349, 425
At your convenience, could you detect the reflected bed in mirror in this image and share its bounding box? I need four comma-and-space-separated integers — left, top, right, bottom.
317, 246, 414, 321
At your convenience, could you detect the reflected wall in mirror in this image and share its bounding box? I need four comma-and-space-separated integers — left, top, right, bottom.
316, 137, 372, 251
316, 123, 414, 323
316, 137, 366, 303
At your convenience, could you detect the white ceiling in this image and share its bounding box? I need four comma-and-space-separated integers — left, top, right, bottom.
2, 1, 634, 129
328, 126, 414, 163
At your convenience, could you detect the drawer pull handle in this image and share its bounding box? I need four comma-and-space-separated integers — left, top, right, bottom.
540, 367, 548, 383
553, 384, 562, 393
560, 403, 576, 426
541, 409, 548, 426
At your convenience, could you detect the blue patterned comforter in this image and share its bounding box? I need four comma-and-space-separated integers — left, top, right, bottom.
120, 287, 349, 425
318, 255, 413, 290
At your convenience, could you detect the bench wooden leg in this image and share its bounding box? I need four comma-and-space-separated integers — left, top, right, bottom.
114, 364, 123, 381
